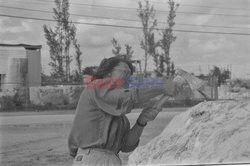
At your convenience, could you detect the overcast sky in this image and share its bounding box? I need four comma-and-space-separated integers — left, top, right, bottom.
0, 0, 249, 78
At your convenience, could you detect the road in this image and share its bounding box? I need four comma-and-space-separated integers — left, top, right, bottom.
0, 108, 184, 125
0, 109, 185, 166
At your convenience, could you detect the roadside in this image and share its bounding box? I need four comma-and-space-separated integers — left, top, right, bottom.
0, 107, 188, 117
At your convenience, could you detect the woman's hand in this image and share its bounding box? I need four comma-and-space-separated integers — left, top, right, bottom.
137, 106, 162, 125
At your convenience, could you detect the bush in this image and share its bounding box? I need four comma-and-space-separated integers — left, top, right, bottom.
0, 96, 16, 110
0, 88, 27, 110
70, 86, 84, 105
13, 88, 27, 106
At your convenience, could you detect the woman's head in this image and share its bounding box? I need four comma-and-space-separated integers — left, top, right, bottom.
93, 57, 134, 80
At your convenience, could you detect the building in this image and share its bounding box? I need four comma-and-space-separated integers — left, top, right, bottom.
0, 44, 42, 91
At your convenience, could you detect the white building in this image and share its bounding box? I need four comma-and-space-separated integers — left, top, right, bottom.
0, 44, 42, 91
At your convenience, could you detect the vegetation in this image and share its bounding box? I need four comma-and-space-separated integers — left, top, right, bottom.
210, 66, 231, 86
43, 0, 82, 83
137, 0, 157, 76
111, 38, 134, 60
137, 0, 179, 77
158, 0, 179, 76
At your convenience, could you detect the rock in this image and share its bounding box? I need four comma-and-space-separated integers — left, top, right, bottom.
128, 100, 250, 165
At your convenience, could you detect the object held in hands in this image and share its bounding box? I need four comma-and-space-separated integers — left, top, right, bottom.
138, 69, 207, 126
162, 74, 189, 97
175, 69, 206, 91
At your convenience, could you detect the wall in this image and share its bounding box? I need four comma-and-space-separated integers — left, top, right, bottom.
29, 85, 84, 106
26, 49, 41, 87
0, 46, 27, 75
0, 46, 27, 90
3, 58, 28, 90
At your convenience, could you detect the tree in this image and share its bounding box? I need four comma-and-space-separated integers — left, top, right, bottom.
159, 0, 179, 76
43, 0, 82, 82
148, 33, 161, 75
210, 66, 231, 86
73, 38, 82, 74
111, 38, 122, 57
137, 0, 157, 76
124, 44, 134, 60
170, 61, 175, 76
44, 27, 64, 80
111, 38, 134, 61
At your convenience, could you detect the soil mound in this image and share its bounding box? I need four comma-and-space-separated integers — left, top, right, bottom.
128, 100, 250, 165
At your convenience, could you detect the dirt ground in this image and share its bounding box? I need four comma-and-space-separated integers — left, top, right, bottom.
0, 108, 185, 166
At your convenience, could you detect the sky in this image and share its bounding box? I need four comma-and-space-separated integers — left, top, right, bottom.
0, 0, 250, 78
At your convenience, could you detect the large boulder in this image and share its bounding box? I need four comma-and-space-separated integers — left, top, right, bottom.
128, 100, 250, 165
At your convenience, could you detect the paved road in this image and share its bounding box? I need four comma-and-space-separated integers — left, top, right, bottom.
0, 111, 182, 126
0, 114, 74, 125
0, 108, 186, 125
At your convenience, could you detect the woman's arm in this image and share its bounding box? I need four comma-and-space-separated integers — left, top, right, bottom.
137, 78, 175, 103
91, 78, 176, 116
137, 88, 163, 104
121, 106, 162, 153
89, 88, 136, 116
120, 121, 145, 153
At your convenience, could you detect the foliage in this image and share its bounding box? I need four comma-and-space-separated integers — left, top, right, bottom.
41, 72, 56, 85
0, 88, 26, 110
210, 66, 231, 85
158, 0, 179, 76
124, 44, 134, 60
111, 38, 122, 56
137, 0, 178, 77
0, 96, 16, 110
137, 0, 157, 76
73, 37, 83, 74
111, 38, 134, 60
43, 0, 82, 82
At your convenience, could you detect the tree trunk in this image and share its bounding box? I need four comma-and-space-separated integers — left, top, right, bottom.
144, 50, 148, 77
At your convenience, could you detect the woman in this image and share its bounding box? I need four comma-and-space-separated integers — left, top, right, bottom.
68, 57, 180, 165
